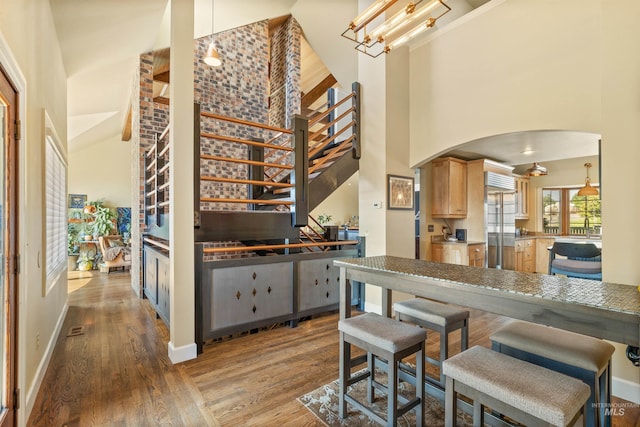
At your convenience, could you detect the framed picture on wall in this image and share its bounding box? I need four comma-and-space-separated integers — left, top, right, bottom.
387, 174, 414, 210
68, 194, 86, 209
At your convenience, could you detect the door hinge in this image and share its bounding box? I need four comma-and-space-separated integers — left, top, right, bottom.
13, 388, 19, 410
14, 254, 20, 274
14, 119, 21, 141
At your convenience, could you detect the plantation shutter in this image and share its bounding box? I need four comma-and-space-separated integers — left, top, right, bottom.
46, 135, 67, 280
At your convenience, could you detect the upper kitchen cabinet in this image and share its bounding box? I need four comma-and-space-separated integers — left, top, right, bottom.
432, 157, 467, 218
514, 174, 530, 219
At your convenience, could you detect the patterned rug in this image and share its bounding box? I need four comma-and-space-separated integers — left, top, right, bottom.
298, 372, 474, 426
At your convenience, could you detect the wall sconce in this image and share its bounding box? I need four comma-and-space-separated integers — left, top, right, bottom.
342, 0, 451, 58
203, 0, 222, 67
525, 162, 548, 177
577, 162, 599, 196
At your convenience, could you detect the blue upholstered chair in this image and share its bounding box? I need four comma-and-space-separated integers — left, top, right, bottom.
548, 242, 602, 280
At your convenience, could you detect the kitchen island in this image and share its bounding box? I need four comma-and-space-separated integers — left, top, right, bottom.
335, 256, 639, 348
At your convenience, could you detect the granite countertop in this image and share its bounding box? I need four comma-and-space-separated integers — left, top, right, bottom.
335, 255, 639, 316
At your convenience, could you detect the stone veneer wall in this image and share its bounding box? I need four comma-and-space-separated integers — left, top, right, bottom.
268, 16, 302, 129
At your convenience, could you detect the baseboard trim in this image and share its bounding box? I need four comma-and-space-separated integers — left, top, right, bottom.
612, 375, 640, 404
168, 341, 197, 364
25, 303, 69, 419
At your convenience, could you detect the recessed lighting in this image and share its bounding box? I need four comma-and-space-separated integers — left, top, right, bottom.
521, 149, 535, 155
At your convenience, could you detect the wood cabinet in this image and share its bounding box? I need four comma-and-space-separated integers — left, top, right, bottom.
432, 157, 467, 218
515, 238, 536, 273
514, 174, 530, 219
535, 238, 556, 274
468, 243, 485, 267
433, 242, 485, 267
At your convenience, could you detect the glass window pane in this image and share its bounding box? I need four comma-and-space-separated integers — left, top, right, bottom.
570, 188, 601, 236
542, 189, 561, 234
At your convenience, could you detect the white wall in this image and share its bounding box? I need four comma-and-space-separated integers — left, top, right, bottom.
310, 172, 358, 226
0, 0, 69, 423
68, 135, 133, 208
408, 0, 639, 402
409, 0, 601, 167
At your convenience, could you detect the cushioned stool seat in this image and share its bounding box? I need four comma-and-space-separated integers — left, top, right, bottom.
491, 321, 615, 427
394, 298, 469, 387
443, 346, 591, 427
339, 313, 426, 427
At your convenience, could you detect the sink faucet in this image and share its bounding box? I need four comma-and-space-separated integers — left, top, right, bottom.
585, 217, 590, 239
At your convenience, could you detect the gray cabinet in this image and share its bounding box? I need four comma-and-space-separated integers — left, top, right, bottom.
298, 258, 341, 312
143, 245, 170, 326
210, 262, 293, 330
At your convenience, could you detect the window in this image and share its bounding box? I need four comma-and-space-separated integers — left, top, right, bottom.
45, 114, 67, 289
542, 187, 601, 236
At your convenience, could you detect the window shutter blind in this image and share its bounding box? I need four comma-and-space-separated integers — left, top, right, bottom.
46, 136, 67, 280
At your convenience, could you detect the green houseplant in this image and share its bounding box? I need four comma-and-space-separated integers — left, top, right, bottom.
91, 205, 116, 237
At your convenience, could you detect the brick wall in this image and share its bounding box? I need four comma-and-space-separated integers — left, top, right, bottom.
268, 16, 302, 129
136, 19, 302, 262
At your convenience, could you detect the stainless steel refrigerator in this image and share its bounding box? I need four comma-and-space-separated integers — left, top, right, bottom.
485, 172, 516, 269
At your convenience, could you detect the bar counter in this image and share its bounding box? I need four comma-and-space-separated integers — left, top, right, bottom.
335, 256, 640, 347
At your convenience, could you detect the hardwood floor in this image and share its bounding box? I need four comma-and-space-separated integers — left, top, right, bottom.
28, 273, 639, 426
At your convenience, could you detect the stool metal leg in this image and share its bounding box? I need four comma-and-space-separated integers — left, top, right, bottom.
461, 319, 469, 351
445, 376, 456, 427
439, 330, 448, 387
416, 343, 424, 427
388, 356, 398, 427
339, 332, 349, 419
367, 352, 375, 404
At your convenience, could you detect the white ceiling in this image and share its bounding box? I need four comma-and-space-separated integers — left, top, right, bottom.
50, 0, 598, 167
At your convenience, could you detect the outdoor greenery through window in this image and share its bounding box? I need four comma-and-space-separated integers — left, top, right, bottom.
542, 188, 601, 236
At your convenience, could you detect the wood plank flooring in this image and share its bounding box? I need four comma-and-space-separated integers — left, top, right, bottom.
28, 273, 640, 426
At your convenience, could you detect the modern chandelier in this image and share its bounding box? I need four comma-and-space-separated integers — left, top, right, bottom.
342, 0, 451, 58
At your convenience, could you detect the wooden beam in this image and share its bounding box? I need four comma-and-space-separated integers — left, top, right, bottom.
121, 104, 132, 141
301, 74, 337, 109
154, 96, 170, 105
154, 70, 170, 83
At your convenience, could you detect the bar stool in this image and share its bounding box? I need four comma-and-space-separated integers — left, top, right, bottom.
443, 346, 591, 427
394, 298, 469, 387
491, 321, 615, 427
339, 312, 426, 427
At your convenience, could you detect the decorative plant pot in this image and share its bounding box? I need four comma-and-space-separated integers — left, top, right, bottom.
68, 255, 79, 271
84, 235, 93, 241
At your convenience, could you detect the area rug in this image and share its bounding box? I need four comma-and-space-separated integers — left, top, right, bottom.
298, 372, 474, 426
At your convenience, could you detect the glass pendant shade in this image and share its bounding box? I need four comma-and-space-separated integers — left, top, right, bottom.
577, 163, 598, 196
204, 42, 221, 67
525, 162, 547, 176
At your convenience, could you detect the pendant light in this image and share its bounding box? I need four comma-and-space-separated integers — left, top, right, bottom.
577, 162, 599, 196
525, 162, 547, 177
203, 0, 222, 67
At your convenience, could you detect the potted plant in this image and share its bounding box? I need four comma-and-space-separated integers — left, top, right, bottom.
91, 205, 116, 237
76, 251, 94, 271
67, 223, 80, 270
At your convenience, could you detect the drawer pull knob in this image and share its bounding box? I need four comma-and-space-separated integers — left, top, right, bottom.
252, 288, 257, 297
326, 291, 330, 298
252, 305, 257, 313
315, 279, 318, 286
236, 291, 241, 300
268, 286, 272, 294
326, 278, 329, 284
252, 272, 257, 280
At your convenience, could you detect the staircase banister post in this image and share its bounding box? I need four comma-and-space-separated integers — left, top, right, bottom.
291, 114, 309, 227
193, 102, 201, 228
351, 82, 361, 160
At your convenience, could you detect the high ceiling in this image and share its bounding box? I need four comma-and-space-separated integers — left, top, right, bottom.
49, 0, 597, 167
